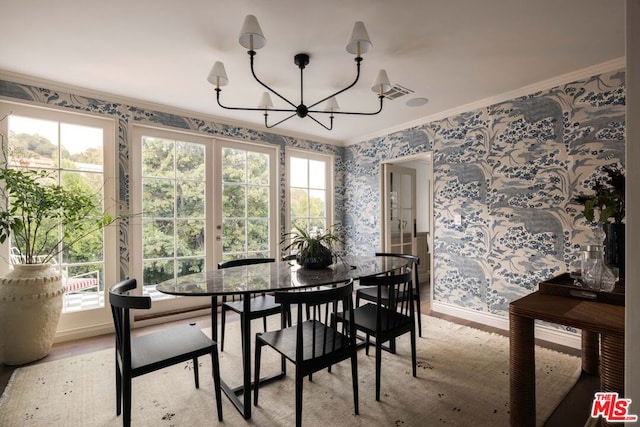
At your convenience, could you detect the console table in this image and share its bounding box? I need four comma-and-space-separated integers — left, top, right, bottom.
509, 289, 625, 427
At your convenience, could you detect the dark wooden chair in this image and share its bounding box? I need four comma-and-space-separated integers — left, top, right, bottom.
355, 253, 423, 337
342, 268, 417, 401
108, 278, 222, 427
217, 258, 281, 352
254, 280, 359, 427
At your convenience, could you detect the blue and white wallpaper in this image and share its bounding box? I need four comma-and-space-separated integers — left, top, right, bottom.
344, 69, 625, 316
0, 68, 626, 321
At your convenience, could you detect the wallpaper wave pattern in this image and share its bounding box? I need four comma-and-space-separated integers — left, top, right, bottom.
345, 69, 625, 316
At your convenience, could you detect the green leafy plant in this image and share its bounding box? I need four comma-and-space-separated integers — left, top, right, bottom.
0, 116, 116, 265
281, 224, 344, 267
574, 166, 625, 224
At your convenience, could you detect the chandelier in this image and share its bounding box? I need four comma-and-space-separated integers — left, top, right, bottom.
207, 15, 391, 131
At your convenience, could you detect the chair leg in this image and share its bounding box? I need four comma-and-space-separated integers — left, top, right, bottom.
411, 328, 417, 378
123, 372, 132, 427
211, 349, 223, 421
351, 350, 359, 415
239, 316, 245, 354
220, 306, 227, 352
263, 315, 268, 332
375, 341, 382, 401
192, 357, 200, 388
415, 292, 423, 338
115, 358, 122, 415
295, 371, 304, 427
365, 334, 371, 356
254, 339, 263, 406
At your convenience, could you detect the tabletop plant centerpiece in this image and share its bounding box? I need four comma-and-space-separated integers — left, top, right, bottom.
574, 165, 625, 277
0, 133, 115, 365
281, 224, 344, 269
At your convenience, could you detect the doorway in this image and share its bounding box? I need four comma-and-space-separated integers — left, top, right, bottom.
380, 153, 433, 301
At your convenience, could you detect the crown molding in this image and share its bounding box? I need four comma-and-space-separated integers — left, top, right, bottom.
345, 57, 627, 146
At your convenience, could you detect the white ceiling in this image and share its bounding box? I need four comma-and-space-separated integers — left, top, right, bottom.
0, 0, 625, 145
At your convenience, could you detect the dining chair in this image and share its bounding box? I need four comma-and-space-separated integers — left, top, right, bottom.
108, 278, 222, 427
341, 268, 417, 401
355, 253, 423, 337
217, 257, 282, 352
254, 279, 358, 427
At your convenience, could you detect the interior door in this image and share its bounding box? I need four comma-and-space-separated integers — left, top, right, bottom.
382, 164, 416, 255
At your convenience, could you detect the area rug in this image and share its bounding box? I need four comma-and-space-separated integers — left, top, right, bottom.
0, 315, 581, 426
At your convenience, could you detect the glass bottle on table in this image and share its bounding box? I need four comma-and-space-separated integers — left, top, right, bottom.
581, 244, 617, 292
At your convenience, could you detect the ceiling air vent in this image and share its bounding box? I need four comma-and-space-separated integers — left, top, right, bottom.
383, 84, 414, 100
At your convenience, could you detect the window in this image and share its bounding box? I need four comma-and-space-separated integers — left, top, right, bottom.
286, 150, 333, 237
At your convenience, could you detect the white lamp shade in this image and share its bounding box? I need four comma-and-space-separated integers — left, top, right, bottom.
258, 92, 274, 109
207, 61, 229, 87
346, 21, 372, 55
324, 97, 340, 112
371, 69, 391, 94
239, 15, 266, 50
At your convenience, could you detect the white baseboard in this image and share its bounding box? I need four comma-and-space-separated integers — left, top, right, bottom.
54, 322, 114, 343
431, 301, 582, 351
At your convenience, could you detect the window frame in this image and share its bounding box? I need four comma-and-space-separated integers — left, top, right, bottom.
284, 149, 334, 252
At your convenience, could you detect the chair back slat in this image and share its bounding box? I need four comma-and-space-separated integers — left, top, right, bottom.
217, 258, 275, 302
275, 280, 355, 362
109, 278, 151, 367
360, 268, 414, 332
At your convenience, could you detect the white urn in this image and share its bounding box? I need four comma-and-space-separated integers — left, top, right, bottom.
0, 263, 64, 365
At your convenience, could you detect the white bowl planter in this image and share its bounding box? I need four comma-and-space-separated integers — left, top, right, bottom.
0, 264, 64, 365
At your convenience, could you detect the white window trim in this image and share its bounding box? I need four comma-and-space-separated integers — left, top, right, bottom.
284, 148, 334, 250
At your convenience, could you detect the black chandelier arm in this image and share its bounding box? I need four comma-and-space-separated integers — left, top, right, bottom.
215, 88, 298, 114
249, 51, 297, 108
306, 113, 333, 131
307, 57, 363, 110
264, 112, 297, 129
263, 110, 333, 131
307, 95, 385, 116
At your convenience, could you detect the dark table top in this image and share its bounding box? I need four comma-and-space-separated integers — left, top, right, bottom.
155, 255, 409, 297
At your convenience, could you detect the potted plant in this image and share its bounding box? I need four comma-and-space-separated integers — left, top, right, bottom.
0, 127, 115, 365
281, 224, 344, 269
574, 165, 625, 277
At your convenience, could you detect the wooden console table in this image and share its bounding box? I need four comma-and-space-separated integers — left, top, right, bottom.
509, 291, 625, 427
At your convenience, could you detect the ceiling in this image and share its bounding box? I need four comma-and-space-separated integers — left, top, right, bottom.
0, 0, 625, 145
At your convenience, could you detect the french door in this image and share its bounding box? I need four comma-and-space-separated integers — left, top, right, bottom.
382, 164, 416, 255
131, 127, 278, 314
0, 102, 118, 337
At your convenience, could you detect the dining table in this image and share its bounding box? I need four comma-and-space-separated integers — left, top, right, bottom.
155, 255, 409, 419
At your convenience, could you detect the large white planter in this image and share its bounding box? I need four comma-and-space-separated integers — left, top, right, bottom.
0, 263, 64, 365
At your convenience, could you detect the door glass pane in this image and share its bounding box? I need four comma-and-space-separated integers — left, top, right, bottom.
221, 147, 271, 260
141, 136, 206, 298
